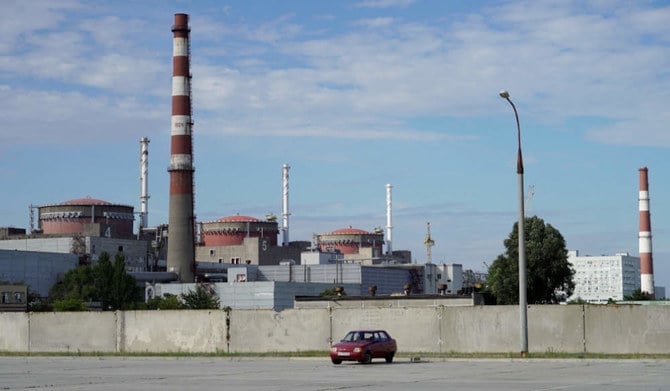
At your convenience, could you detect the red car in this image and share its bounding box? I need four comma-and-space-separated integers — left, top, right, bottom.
330, 330, 397, 364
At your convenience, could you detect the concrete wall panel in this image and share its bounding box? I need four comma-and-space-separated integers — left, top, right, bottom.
585, 305, 670, 354
528, 305, 585, 353
441, 306, 517, 352
331, 307, 442, 353
0, 312, 29, 351
228, 308, 331, 353
122, 310, 227, 353
29, 312, 116, 353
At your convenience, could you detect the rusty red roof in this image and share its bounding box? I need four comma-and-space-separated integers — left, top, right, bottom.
331, 227, 369, 235
217, 215, 259, 222
60, 197, 112, 206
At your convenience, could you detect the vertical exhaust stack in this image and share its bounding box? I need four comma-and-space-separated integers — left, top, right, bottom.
386, 183, 393, 255
166, 13, 195, 282
638, 167, 654, 298
282, 163, 290, 246
139, 137, 150, 233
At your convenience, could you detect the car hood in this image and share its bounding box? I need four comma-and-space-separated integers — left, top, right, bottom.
332, 341, 371, 349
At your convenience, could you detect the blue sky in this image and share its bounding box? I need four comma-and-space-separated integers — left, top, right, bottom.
1, 0, 669, 289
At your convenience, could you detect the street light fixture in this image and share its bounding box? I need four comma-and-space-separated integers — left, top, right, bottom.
499, 89, 528, 356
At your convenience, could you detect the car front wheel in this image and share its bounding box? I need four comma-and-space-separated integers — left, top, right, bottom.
360, 352, 372, 364
331, 358, 342, 365
385, 353, 394, 363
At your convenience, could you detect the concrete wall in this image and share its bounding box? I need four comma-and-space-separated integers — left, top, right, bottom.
584, 305, 670, 354
2, 305, 670, 354
29, 312, 117, 352
229, 309, 331, 352
0, 312, 29, 351
121, 310, 227, 353
332, 307, 441, 353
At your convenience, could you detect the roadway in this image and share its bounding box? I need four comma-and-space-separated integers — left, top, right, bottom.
1, 356, 669, 390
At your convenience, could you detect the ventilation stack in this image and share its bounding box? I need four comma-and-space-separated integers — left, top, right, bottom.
166, 13, 195, 282
638, 167, 654, 298
139, 137, 150, 233
386, 183, 393, 255
282, 163, 290, 246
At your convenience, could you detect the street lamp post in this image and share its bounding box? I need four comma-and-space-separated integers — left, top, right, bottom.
499, 89, 528, 356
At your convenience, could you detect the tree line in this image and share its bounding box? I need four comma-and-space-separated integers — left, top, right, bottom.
37, 251, 219, 311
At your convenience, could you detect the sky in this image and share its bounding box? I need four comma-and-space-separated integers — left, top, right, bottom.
1, 0, 669, 290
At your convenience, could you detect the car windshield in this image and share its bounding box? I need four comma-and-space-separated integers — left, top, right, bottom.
342, 331, 377, 342
342, 331, 361, 342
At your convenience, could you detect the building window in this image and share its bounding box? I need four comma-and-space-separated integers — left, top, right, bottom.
209, 249, 215, 256
13, 292, 23, 303
218, 258, 222, 264
1, 292, 9, 304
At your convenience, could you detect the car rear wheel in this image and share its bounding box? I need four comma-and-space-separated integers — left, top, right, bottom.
385, 353, 394, 363
331, 358, 342, 365
360, 351, 372, 364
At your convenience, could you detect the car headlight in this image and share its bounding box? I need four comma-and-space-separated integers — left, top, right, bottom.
331, 347, 338, 353
353, 347, 361, 353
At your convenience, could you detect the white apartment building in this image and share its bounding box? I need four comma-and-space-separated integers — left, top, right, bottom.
567, 250, 640, 303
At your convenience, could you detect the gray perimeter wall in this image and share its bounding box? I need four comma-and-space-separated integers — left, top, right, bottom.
1, 305, 670, 354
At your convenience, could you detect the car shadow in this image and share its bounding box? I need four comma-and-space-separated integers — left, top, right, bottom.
335, 360, 428, 366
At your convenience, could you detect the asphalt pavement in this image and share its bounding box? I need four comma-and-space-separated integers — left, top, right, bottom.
1, 356, 669, 390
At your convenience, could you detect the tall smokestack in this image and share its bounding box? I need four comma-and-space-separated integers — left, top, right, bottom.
139, 137, 150, 233
166, 13, 195, 282
282, 163, 290, 246
386, 183, 392, 255
638, 167, 654, 298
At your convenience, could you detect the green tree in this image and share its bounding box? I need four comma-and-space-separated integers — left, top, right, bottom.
107, 253, 140, 310
319, 286, 346, 297
53, 297, 88, 311
486, 216, 575, 304
93, 252, 114, 308
49, 265, 96, 302
48, 251, 140, 310
624, 289, 651, 301
181, 284, 220, 309
145, 294, 183, 310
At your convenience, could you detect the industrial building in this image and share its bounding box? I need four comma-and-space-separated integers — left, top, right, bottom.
0, 198, 150, 271
150, 261, 465, 310
0, 249, 78, 298
0, 284, 28, 312
567, 250, 641, 303
196, 214, 308, 266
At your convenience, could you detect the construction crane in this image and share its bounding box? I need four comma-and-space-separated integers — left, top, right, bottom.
424, 222, 435, 264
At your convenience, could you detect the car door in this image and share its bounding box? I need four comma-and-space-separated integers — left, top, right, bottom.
375, 331, 393, 355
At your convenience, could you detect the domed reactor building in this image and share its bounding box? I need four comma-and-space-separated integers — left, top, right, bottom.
0, 197, 150, 277
196, 214, 308, 267
316, 227, 389, 264
38, 198, 134, 238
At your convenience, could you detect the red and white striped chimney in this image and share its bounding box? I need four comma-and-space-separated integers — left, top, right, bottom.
638, 166, 654, 298
166, 13, 195, 282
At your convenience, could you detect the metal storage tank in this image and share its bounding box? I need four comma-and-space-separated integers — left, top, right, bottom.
201, 215, 279, 246
317, 227, 384, 255
38, 198, 134, 239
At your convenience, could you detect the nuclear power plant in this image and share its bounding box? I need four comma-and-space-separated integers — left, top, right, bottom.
0, 13, 665, 310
